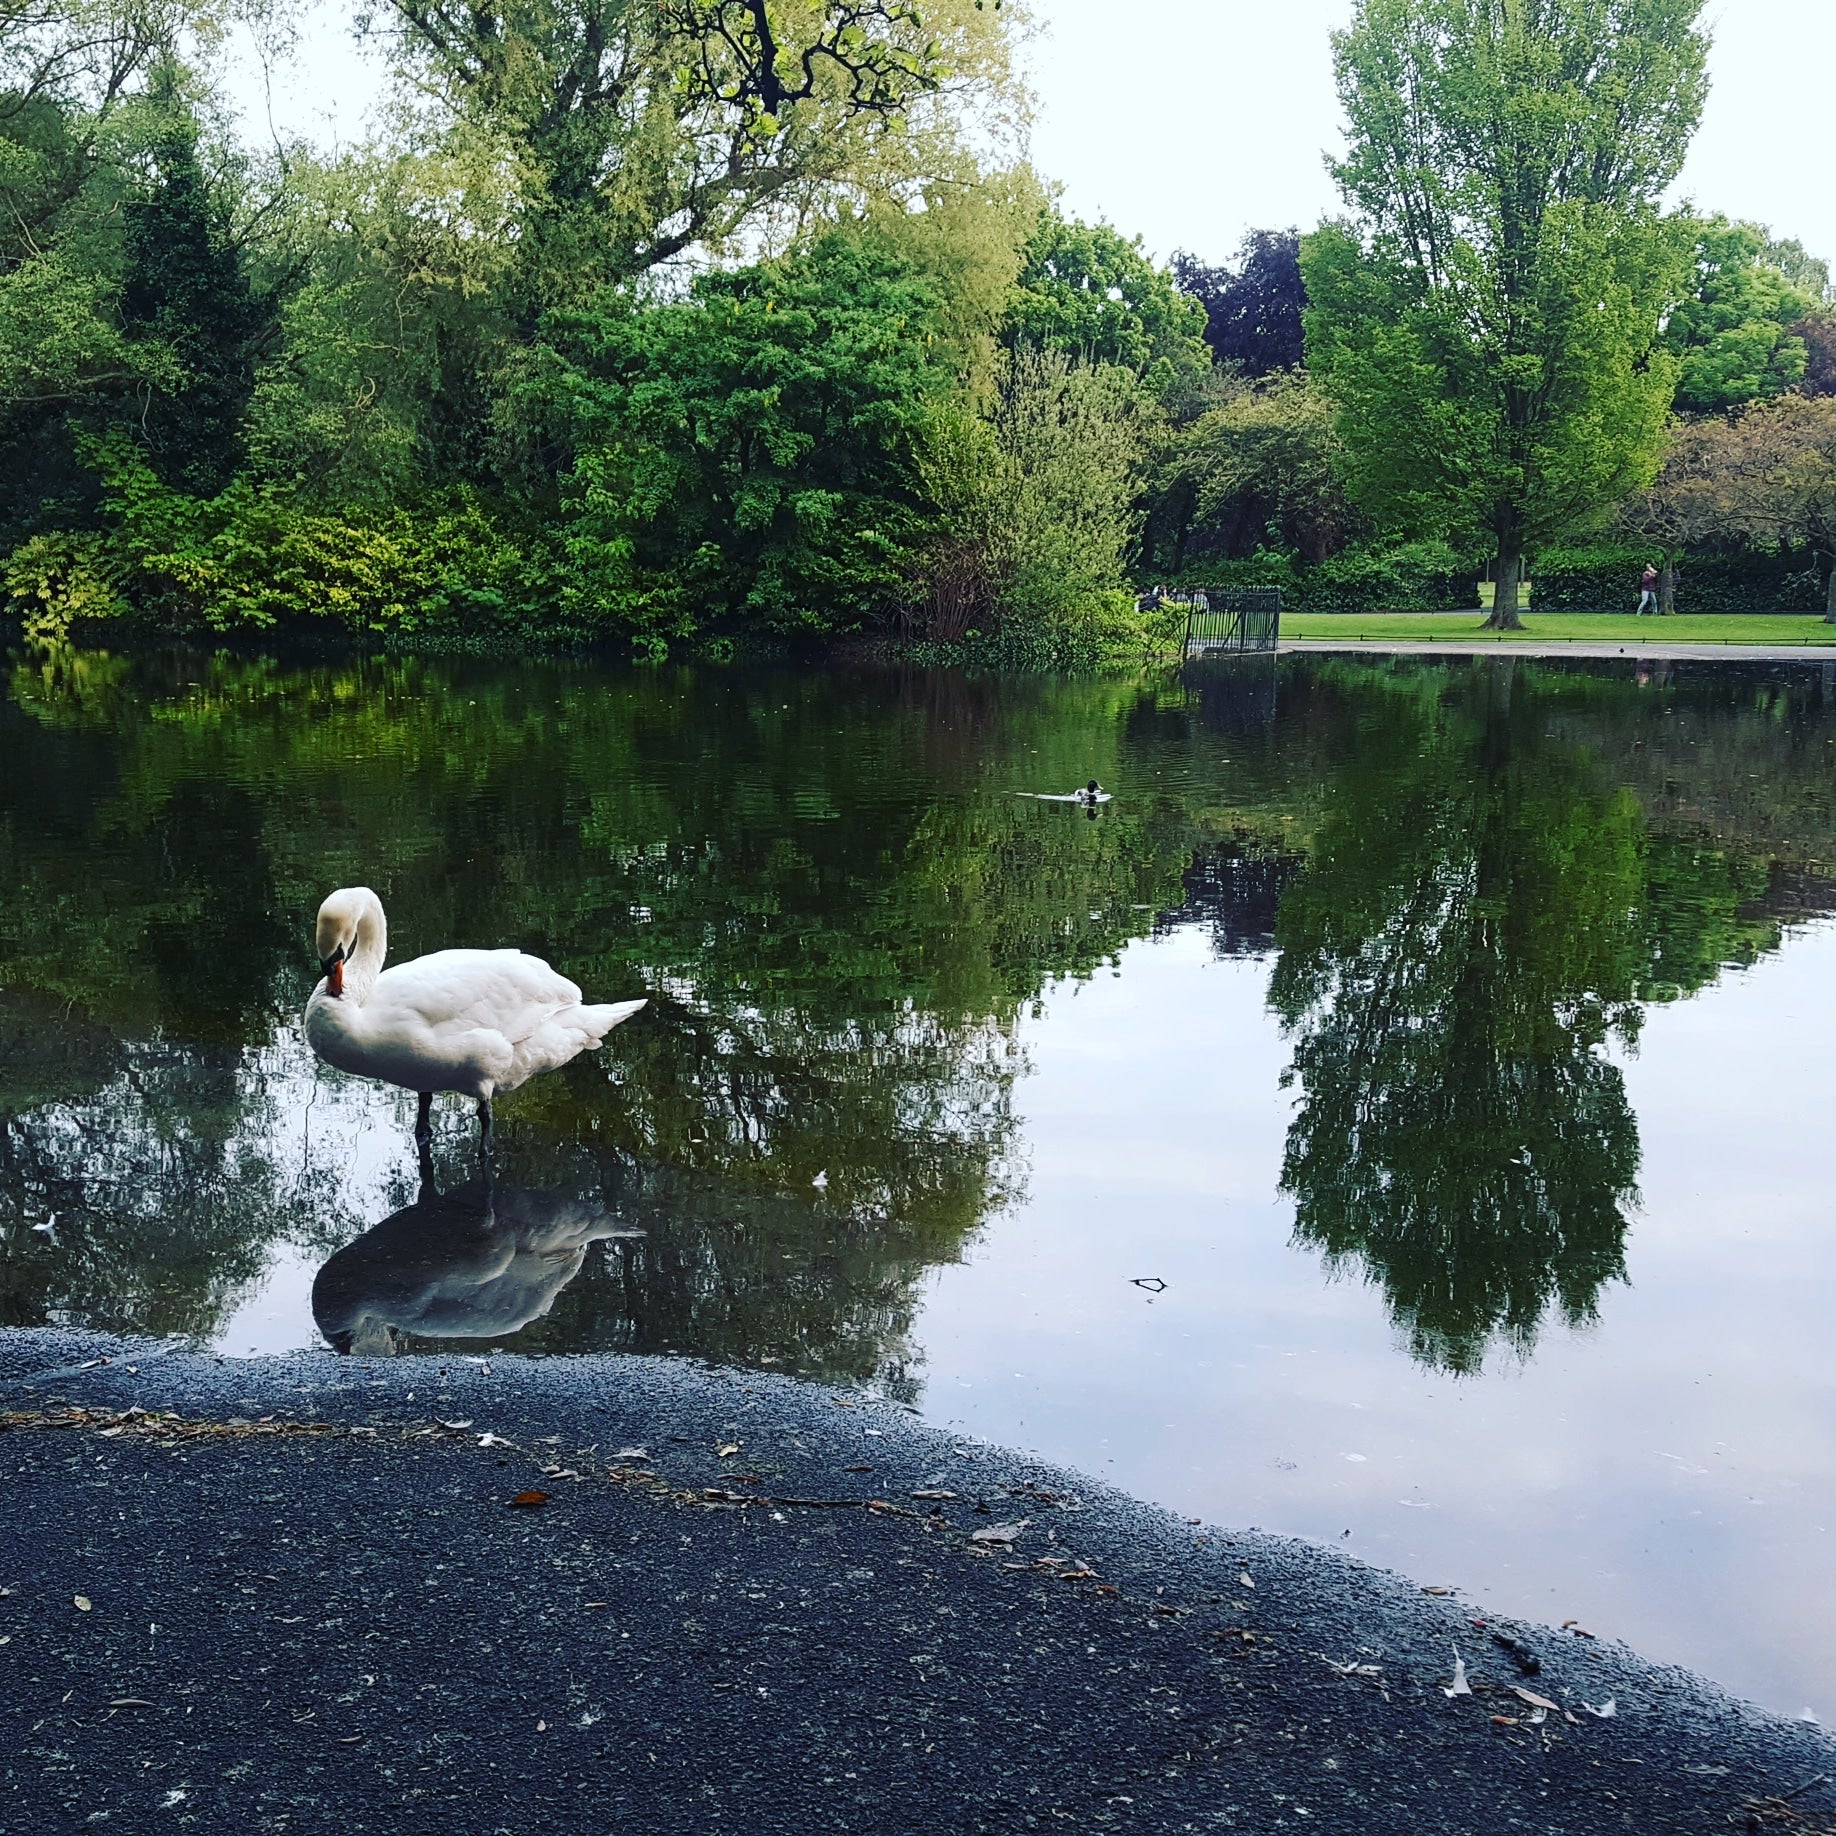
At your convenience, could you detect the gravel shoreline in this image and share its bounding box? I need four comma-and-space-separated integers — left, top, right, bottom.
3, 1328, 1831, 1834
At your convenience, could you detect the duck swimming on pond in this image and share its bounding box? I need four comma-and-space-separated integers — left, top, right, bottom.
304, 887, 645, 1151
1016, 781, 1113, 807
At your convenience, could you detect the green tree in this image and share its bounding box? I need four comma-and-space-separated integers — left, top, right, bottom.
367, 0, 1017, 313
1301, 0, 1707, 629
1148, 370, 1360, 567
1664, 216, 1821, 413
0, 5, 182, 539
517, 234, 952, 640
917, 346, 1152, 653
116, 77, 274, 495
1003, 210, 1209, 389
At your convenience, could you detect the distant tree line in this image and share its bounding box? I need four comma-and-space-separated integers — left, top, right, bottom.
4, 0, 1833, 659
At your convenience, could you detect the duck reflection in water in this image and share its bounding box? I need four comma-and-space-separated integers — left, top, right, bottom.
312, 1151, 643, 1355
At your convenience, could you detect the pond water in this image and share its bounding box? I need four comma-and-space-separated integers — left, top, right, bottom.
3, 646, 1835, 1720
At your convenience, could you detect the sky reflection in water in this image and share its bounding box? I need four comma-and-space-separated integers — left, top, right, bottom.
1, 648, 1833, 1718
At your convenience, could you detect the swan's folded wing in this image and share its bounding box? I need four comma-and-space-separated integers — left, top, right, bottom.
370, 948, 582, 1042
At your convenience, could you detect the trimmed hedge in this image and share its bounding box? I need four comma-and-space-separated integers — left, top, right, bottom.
1154, 542, 1829, 613
1157, 543, 1467, 612
1533, 544, 1826, 613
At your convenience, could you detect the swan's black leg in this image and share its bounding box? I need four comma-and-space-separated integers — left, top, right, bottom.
414, 1091, 433, 1145
478, 1097, 494, 1165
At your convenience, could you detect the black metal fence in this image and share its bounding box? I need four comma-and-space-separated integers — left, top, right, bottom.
1143, 588, 1281, 656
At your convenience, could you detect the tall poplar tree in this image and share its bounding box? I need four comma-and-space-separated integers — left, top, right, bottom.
1301, 0, 1709, 627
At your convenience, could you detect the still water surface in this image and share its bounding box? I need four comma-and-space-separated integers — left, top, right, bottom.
2, 648, 1833, 1718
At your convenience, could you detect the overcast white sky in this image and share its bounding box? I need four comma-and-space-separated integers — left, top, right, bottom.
1023, 0, 1836, 264
225, 0, 1836, 270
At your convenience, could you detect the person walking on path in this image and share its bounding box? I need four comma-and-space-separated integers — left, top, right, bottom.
1637, 564, 1659, 615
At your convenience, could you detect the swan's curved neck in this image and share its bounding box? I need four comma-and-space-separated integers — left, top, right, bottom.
344, 896, 388, 1004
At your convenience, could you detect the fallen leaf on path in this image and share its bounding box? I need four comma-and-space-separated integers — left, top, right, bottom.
1490, 1715, 1518, 1728
73, 1597, 91, 1612
1443, 1648, 1472, 1698
509, 1490, 551, 1508
1511, 1687, 1561, 1713
1421, 1586, 1454, 1597
911, 1489, 957, 1501
440, 1420, 474, 1431
1582, 1698, 1617, 1719
969, 1521, 1028, 1546
477, 1433, 509, 1448
842, 1464, 873, 1474
717, 1444, 741, 1458
615, 1447, 649, 1460
1326, 1659, 1382, 1677
1239, 1573, 1255, 1589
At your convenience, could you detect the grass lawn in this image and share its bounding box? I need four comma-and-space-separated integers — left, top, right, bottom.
1281, 611, 1836, 645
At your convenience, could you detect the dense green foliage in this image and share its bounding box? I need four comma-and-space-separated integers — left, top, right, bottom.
1664, 217, 1822, 414
519, 236, 952, 640
1533, 543, 1824, 613
0, 0, 1195, 659
1003, 215, 1210, 388
6, 0, 1836, 646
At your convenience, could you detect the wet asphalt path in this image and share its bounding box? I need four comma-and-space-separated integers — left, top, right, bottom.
2, 1330, 1831, 1836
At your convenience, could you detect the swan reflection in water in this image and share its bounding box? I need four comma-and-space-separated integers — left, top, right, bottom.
312, 1155, 643, 1355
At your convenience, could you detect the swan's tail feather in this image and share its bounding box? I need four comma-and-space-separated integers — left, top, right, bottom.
578, 998, 647, 1044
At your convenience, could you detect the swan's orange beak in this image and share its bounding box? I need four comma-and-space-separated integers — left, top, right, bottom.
320, 949, 345, 997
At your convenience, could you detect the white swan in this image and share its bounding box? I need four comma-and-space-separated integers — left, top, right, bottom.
305, 887, 645, 1146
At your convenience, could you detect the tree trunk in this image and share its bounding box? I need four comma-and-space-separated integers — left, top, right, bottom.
1658, 559, 1677, 617
1484, 550, 1525, 631
1825, 552, 1836, 623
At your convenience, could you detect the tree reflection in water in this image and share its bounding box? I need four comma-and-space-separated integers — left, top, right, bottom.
1270, 665, 1646, 1371
0, 655, 1196, 1381
2, 649, 1833, 1384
